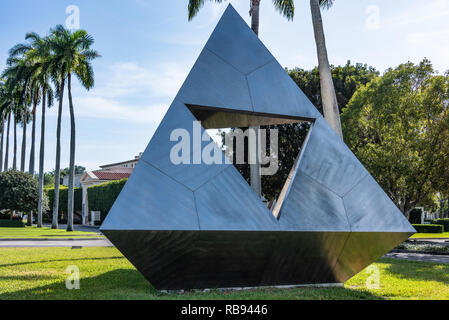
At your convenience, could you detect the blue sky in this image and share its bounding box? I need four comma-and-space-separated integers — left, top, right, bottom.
1, 0, 448, 172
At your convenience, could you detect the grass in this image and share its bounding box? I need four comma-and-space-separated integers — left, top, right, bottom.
0, 247, 448, 300
0, 226, 103, 239
410, 232, 449, 239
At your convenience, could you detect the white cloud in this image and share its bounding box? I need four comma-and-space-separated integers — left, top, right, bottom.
74, 96, 168, 124
385, 0, 449, 28
92, 61, 187, 99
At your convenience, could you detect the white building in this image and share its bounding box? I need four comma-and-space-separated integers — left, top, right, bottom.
80, 153, 142, 225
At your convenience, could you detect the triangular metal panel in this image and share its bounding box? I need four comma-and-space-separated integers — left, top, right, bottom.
194, 166, 279, 231
278, 170, 350, 231
101, 160, 198, 231
343, 174, 416, 232
176, 49, 253, 112
297, 116, 368, 197
247, 60, 322, 120
204, 5, 274, 75
140, 99, 230, 191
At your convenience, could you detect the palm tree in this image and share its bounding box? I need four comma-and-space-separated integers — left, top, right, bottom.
188, 0, 294, 197
9, 32, 54, 227
48, 25, 99, 231
0, 110, 3, 172
0, 81, 13, 171
310, 0, 342, 138
2, 57, 32, 173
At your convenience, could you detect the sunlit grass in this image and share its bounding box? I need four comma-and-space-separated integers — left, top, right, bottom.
0, 247, 448, 300
0, 226, 102, 239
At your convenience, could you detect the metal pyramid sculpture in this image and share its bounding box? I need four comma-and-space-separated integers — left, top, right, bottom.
101, 4, 415, 290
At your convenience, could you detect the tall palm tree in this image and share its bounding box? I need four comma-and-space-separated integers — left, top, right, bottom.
0, 110, 3, 172
48, 25, 99, 231
0, 81, 13, 171
310, 0, 342, 138
2, 57, 32, 172
188, 0, 294, 197
9, 32, 54, 227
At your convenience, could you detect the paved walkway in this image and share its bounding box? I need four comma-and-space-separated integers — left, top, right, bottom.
384, 252, 449, 264
0, 238, 113, 247
42, 224, 101, 233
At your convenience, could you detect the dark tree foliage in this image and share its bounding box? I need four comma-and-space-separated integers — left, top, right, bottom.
288, 60, 379, 114
0, 170, 40, 212
226, 61, 379, 203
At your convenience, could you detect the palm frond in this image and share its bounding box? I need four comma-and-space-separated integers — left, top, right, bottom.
188, 0, 224, 20
319, 0, 334, 10
272, 0, 295, 20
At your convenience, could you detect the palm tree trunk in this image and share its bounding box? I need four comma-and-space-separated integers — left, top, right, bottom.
13, 113, 17, 170
52, 78, 65, 229
0, 118, 4, 172
4, 113, 10, 170
20, 112, 27, 171
29, 101, 37, 174
67, 73, 75, 232
249, 0, 262, 197
37, 88, 46, 228
310, 0, 343, 139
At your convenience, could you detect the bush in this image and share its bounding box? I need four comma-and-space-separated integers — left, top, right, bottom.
412, 224, 444, 233
87, 179, 127, 223
44, 186, 82, 223
431, 219, 449, 232
44, 186, 82, 213
409, 208, 423, 224
0, 219, 25, 227
0, 170, 44, 212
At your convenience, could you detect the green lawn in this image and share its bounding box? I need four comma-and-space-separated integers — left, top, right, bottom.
0, 226, 103, 239
0, 247, 448, 300
410, 232, 449, 239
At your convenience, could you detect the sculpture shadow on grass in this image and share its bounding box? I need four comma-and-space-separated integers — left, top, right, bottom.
0, 268, 383, 300
0, 269, 156, 300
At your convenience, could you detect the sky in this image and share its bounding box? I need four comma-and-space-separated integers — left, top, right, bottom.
0, 0, 448, 172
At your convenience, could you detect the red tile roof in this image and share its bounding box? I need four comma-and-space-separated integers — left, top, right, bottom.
91, 171, 131, 180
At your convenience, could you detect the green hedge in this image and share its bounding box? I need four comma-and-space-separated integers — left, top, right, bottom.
431, 219, 449, 232
87, 179, 127, 223
0, 220, 25, 227
412, 224, 444, 233
409, 208, 423, 224
44, 186, 82, 215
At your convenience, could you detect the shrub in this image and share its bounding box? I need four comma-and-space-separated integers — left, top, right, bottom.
0, 170, 44, 212
87, 179, 127, 223
409, 208, 423, 224
0, 219, 25, 227
44, 186, 82, 213
44, 186, 82, 223
431, 219, 449, 232
412, 224, 444, 233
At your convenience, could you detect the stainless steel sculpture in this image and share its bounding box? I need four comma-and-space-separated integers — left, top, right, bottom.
101, 4, 415, 290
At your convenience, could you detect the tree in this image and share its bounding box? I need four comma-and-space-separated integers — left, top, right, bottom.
9, 32, 55, 227
342, 59, 449, 218
310, 0, 343, 138
188, 0, 294, 197
47, 25, 99, 231
229, 61, 378, 203
288, 61, 379, 114
0, 170, 47, 214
